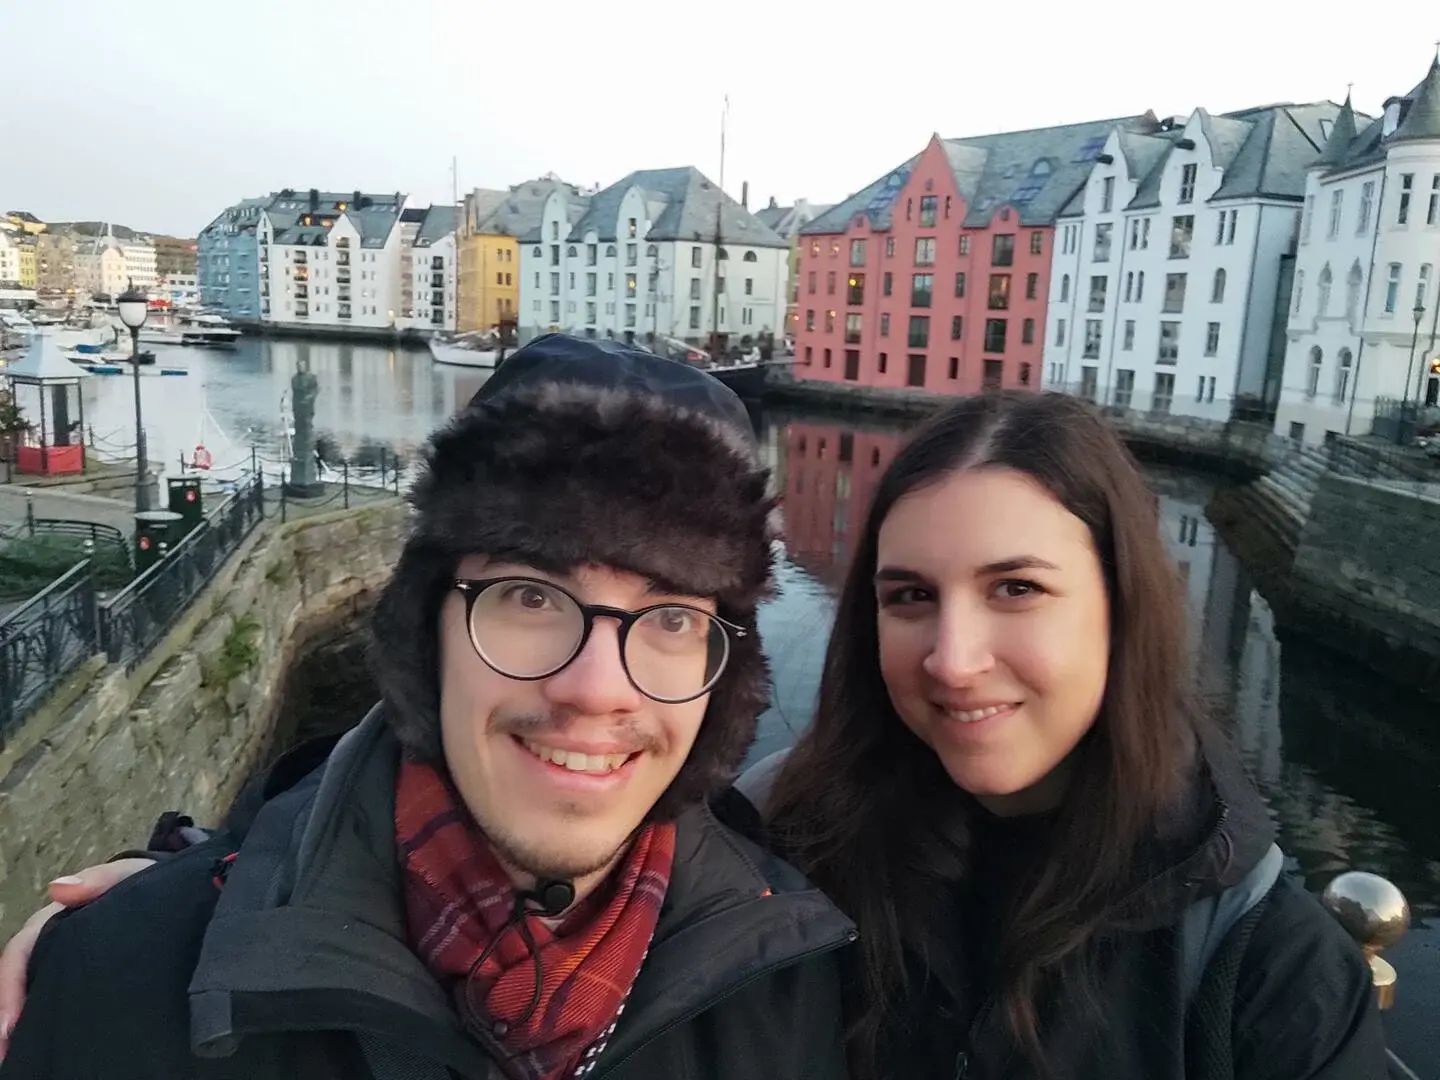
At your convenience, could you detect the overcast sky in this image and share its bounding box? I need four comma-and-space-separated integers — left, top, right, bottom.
3, 0, 1437, 238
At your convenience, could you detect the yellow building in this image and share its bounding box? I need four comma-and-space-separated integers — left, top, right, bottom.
17, 244, 36, 288
457, 189, 518, 334
4, 211, 48, 236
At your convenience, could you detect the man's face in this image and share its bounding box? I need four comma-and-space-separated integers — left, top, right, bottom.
438, 556, 714, 882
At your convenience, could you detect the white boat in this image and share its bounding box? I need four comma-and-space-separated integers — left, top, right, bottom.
51, 323, 116, 353
0, 311, 36, 336
179, 313, 241, 348
428, 331, 501, 369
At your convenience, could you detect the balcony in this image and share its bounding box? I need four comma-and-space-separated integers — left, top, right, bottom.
337, 269, 351, 284
431, 274, 445, 288
338, 288, 351, 302
295, 285, 309, 300
293, 251, 308, 265
338, 305, 351, 320
432, 291, 444, 307
295, 303, 309, 318
337, 253, 351, 267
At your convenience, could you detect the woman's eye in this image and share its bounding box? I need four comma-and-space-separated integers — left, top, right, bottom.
880, 586, 933, 607
994, 579, 1043, 600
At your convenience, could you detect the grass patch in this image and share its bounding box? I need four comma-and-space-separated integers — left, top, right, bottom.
203, 614, 262, 689
0, 535, 132, 600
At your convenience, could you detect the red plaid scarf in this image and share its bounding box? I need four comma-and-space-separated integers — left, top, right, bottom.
396, 760, 675, 1080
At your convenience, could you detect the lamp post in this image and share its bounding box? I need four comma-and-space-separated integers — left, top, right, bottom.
116, 284, 151, 511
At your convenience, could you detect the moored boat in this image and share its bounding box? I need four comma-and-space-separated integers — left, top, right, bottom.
428, 330, 501, 369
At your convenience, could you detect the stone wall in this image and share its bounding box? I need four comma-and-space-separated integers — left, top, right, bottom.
1283, 477, 1440, 690
0, 503, 406, 937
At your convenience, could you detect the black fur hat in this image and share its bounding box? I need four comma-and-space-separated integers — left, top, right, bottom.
370, 335, 777, 818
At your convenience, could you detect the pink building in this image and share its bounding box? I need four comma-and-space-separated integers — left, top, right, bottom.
794, 118, 1155, 395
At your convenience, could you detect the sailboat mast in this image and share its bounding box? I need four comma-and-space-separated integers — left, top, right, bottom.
711, 95, 728, 361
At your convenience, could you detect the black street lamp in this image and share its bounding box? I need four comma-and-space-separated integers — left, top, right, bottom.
116, 283, 151, 511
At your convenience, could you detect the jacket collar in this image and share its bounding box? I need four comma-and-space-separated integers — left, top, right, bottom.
188, 708, 853, 1078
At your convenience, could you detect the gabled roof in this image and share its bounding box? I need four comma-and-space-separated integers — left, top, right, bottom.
1316, 94, 1359, 166
415, 204, 457, 245
1313, 59, 1439, 174
804, 114, 1159, 235
754, 199, 834, 238
569, 167, 787, 248
1393, 56, 1440, 143
470, 178, 589, 243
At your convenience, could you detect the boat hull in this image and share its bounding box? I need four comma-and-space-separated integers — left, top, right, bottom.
429, 340, 499, 368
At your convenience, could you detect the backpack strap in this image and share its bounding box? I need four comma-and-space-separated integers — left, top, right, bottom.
1180, 841, 1284, 1014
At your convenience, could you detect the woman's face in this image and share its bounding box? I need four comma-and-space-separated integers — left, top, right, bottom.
874, 466, 1111, 816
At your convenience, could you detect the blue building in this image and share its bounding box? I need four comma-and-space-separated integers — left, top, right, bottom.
196, 196, 275, 321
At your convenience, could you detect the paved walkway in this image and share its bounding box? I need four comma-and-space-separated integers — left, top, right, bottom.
0, 485, 136, 532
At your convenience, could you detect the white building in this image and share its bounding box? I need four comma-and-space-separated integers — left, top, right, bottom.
0, 232, 19, 285
399, 204, 458, 332
1275, 59, 1440, 445
257, 191, 406, 331
74, 230, 130, 298
518, 166, 788, 347
1044, 101, 1347, 419
121, 240, 158, 291
155, 273, 198, 308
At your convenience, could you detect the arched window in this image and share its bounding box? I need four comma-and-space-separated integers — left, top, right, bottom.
1334, 347, 1353, 403
1211, 268, 1226, 303
645, 244, 658, 258
605, 245, 616, 257
1316, 263, 1333, 317
1061, 274, 1071, 302
1346, 261, 1363, 320
567, 245, 577, 257
717, 247, 730, 260
532, 246, 542, 257
1292, 270, 1305, 315
1306, 345, 1323, 398
743, 251, 758, 262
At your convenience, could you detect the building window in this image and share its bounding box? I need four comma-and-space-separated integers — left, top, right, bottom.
1345, 261, 1363, 320
744, 278, 753, 295
959, 235, 971, 256
625, 274, 637, 298
1030, 231, 1043, 255
1212, 268, 1227, 304
1157, 321, 1180, 364
1169, 216, 1194, 258
845, 313, 862, 344
805, 309, 815, 330
1419, 263, 1434, 312
948, 356, 959, 379
912, 274, 934, 307
948, 272, 964, 299
1083, 319, 1102, 359
1196, 375, 1216, 404
886, 237, 896, 257
824, 348, 832, 367
1214, 209, 1237, 245
1114, 369, 1135, 408
1022, 317, 1035, 344
982, 359, 1003, 390
882, 271, 893, 297
850, 239, 867, 266
988, 274, 1011, 310
1055, 317, 1066, 346
1358, 181, 1375, 235
1025, 272, 1039, 300
1317, 264, 1333, 315
827, 270, 836, 295
1163, 273, 1187, 313
915, 238, 936, 265
1399, 174, 1414, 225
1093, 223, 1112, 262
1205, 322, 1220, 356
1431, 177, 1440, 226
1123, 319, 1135, 351
1124, 271, 1134, 303
880, 312, 890, 336
908, 315, 930, 347
1293, 270, 1305, 314
848, 273, 865, 305
1385, 263, 1401, 313
992, 234, 1015, 267
1101, 176, 1115, 213
1088, 275, 1107, 313
1129, 218, 1142, 251
807, 270, 816, 295
1153, 372, 1175, 414
951, 315, 963, 340
1306, 345, 1323, 398
825, 310, 836, 333
1179, 163, 1197, 204
906, 354, 926, 386
1060, 274, 1071, 302
984, 318, 1007, 353
1019, 361, 1032, 386
1327, 190, 1344, 239
878, 352, 888, 374
692, 246, 703, 268
1335, 347, 1354, 403
919, 195, 938, 227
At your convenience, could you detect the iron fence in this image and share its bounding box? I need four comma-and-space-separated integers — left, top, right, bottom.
0, 562, 100, 741
98, 479, 264, 671
0, 477, 266, 741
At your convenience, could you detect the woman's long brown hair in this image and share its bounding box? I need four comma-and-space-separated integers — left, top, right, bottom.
764, 390, 1199, 1076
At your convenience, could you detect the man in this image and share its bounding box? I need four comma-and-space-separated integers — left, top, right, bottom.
0, 335, 854, 1080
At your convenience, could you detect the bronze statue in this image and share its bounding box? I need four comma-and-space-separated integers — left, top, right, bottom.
285, 353, 323, 496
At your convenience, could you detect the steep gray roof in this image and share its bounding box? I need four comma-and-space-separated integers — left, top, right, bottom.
1393, 57, 1440, 143
264, 191, 406, 248
416, 205, 458, 245
471, 178, 589, 244
754, 199, 834, 238
569, 167, 787, 248
804, 115, 1158, 235
1316, 95, 1359, 166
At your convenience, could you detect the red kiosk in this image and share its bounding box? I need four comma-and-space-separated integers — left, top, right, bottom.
5, 335, 91, 476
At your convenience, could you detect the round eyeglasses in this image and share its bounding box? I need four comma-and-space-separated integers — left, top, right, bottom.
451, 577, 745, 704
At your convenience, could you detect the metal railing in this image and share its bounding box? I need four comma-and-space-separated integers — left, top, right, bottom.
0, 562, 100, 737
0, 477, 265, 743
98, 479, 264, 670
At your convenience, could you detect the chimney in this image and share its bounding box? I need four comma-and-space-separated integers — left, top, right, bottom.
352, 189, 361, 207
767, 195, 778, 210
741, 181, 749, 210
309, 188, 319, 211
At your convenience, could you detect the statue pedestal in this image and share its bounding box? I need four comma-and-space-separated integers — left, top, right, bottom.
284, 478, 325, 498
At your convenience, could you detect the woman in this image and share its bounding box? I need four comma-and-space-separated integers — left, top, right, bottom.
0, 393, 1387, 1079
759, 391, 1385, 1079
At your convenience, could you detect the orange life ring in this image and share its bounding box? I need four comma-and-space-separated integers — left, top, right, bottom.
192, 444, 213, 470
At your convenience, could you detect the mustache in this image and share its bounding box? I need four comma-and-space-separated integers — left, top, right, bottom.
491, 708, 664, 756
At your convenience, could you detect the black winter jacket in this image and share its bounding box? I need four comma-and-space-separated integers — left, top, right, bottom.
1, 709, 857, 1080
856, 734, 1389, 1080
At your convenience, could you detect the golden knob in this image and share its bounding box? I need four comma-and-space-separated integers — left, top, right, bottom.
1320, 871, 1410, 1010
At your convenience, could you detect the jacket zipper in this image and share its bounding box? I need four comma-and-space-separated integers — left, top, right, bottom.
591, 928, 858, 1078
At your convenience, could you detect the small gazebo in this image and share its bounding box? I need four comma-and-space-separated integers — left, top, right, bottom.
5, 334, 91, 476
